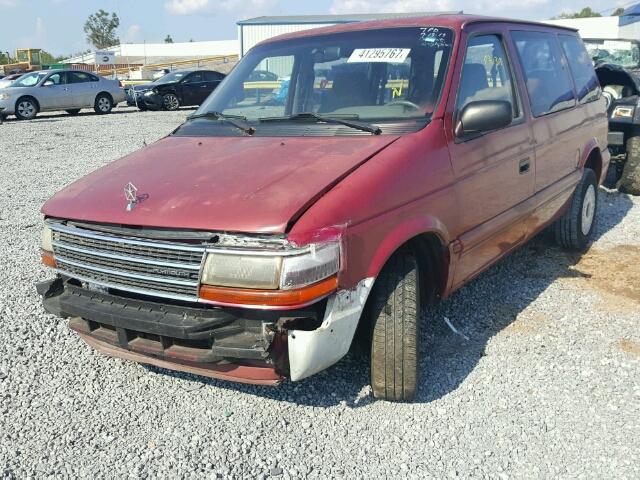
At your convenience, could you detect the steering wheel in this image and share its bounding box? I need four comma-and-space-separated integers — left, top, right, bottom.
385, 99, 421, 110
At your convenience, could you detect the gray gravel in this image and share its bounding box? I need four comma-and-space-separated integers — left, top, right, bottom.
1, 106, 639, 479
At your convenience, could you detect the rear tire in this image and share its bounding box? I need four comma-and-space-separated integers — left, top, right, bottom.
15, 97, 38, 120
66, 109, 81, 116
620, 136, 640, 195
553, 168, 598, 251
369, 248, 420, 402
94, 94, 113, 114
162, 93, 180, 111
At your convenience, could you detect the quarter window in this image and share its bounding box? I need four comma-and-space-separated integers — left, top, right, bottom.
512, 31, 576, 117
559, 35, 601, 103
457, 34, 519, 118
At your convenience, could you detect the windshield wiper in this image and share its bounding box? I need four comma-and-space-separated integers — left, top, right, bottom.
186, 111, 256, 135
259, 112, 382, 135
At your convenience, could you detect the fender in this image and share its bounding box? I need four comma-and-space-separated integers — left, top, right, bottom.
579, 139, 610, 185
363, 214, 450, 280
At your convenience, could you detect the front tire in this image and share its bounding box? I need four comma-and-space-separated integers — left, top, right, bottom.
162, 93, 180, 111
15, 97, 38, 120
369, 248, 420, 402
620, 136, 640, 195
553, 168, 598, 251
94, 94, 113, 114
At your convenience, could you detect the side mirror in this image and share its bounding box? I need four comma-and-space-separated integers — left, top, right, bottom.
43, 81, 54, 87
455, 100, 512, 137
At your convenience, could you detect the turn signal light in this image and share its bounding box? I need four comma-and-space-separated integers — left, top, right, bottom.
41, 251, 57, 268
199, 275, 338, 308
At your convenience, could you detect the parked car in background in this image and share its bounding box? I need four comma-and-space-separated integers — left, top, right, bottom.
38, 15, 608, 401
141, 69, 226, 111
0, 73, 24, 89
0, 69, 125, 120
584, 38, 640, 194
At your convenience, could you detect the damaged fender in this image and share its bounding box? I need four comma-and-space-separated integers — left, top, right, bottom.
287, 277, 375, 381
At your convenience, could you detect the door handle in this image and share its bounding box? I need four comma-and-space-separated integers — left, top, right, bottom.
519, 157, 531, 174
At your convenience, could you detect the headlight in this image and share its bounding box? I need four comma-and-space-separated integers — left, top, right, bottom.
41, 225, 53, 252
612, 105, 634, 119
0, 93, 10, 100
199, 240, 341, 307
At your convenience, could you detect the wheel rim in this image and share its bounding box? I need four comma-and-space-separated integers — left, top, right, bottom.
18, 101, 35, 117
581, 184, 596, 236
98, 97, 110, 112
164, 95, 179, 110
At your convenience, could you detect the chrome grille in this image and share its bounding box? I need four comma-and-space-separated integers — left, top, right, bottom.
50, 223, 206, 301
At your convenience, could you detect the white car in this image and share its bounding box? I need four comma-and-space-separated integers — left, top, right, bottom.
0, 69, 125, 120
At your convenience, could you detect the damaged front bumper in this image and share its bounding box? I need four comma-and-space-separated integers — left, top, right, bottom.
38, 276, 374, 385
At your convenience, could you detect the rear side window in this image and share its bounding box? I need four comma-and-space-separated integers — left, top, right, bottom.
204, 71, 224, 81
512, 31, 576, 117
68, 72, 93, 83
456, 34, 520, 118
559, 35, 601, 104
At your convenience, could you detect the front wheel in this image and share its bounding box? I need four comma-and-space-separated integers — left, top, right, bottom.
553, 168, 598, 251
94, 94, 113, 114
369, 248, 420, 402
15, 97, 38, 120
162, 93, 180, 111
620, 136, 640, 195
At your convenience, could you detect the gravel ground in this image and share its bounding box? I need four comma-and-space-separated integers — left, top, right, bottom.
0, 107, 639, 479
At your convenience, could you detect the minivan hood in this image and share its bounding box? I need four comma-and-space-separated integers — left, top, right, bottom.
42, 135, 398, 233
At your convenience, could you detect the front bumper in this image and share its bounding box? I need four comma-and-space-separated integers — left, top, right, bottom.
0, 97, 15, 115
38, 275, 374, 384
142, 93, 163, 110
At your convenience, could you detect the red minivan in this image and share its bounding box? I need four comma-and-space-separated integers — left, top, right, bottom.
38, 15, 609, 401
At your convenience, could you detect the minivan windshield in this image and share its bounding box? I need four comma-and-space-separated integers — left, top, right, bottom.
11, 71, 48, 88
584, 39, 640, 69
196, 27, 454, 123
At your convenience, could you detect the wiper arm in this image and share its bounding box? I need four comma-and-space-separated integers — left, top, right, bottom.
260, 112, 382, 135
186, 111, 255, 135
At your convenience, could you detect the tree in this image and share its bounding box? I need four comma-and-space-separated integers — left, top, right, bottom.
612, 7, 625, 16
0, 51, 14, 65
40, 50, 66, 65
84, 9, 120, 49
553, 7, 602, 19
164, 35, 174, 43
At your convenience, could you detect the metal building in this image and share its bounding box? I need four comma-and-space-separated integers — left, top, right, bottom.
237, 13, 458, 57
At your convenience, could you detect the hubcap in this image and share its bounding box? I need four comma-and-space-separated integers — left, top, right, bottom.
18, 101, 34, 117
98, 97, 110, 111
581, 184, 596, 236
164, 95, 179, 110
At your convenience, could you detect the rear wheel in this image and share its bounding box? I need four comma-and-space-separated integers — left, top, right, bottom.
553, 168, 598, 251
369, 247, 420, 402
66, 109, 81, 116
15, 97, 38, 120
94, 94, 113, 114
162, 93, 180, 111
620, 136, 640, 195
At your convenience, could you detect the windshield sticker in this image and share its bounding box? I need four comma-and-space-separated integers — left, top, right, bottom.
347, 48, 411, 63
419, 27, 449, 47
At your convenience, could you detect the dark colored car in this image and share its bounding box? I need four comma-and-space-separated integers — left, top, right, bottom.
141, 69, 226, 111
584, 38, 640, 194
39, 15, 608, 401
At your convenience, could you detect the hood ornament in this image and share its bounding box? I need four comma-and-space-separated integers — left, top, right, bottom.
124, 182, 138, 211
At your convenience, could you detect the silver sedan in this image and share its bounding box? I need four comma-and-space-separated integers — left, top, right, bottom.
0, 70, 126, 120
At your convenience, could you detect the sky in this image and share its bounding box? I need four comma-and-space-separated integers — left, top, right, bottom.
0, 0, 632, 56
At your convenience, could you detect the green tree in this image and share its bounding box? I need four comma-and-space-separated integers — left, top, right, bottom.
612, 7, 625, 16
83, 9, 120, 49
164, 35, 174, 43
553, 7, 602, 19
40, 50, 66, 65
0, 51, 14, 65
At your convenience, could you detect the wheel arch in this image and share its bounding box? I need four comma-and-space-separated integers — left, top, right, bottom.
96, 91, 114, 103
362, 217, 451, 304
15, 95, 40, 112
580, 142, 604, 184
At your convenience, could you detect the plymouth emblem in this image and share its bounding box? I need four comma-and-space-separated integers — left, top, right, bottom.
124, 182, 138, 211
